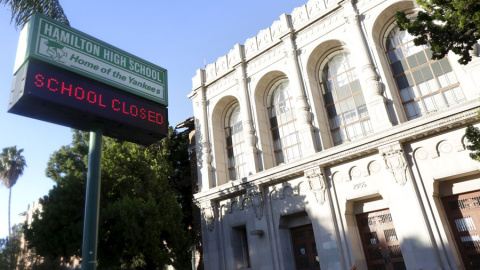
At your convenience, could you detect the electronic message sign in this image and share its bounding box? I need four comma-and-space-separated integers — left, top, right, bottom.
9, 60, 168, 145
14, 13, 167, 106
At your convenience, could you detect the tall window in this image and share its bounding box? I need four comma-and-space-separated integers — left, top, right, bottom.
268, 79, 302, 165
320, 52, 372, 145
225, 104, 246, 180
386, 25, 465, 120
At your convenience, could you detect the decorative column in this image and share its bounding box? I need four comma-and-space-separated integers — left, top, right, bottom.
344, 2, 393, 131
280, 14, 317, 156
189, 69, 213, 192
233, 44, 259, 175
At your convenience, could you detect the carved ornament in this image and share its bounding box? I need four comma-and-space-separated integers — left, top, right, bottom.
304, 167, 327, 204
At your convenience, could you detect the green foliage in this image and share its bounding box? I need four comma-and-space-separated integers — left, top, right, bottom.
396, 0, 480, 65
45, 131, 89, 185
0, 0, 69, 28
0, 146, 26, 189
0, 224, 22, 270
1, 225, 62, 270
465, 124, 480, 161
24, 130, 193, 269
1, 146, 27, 237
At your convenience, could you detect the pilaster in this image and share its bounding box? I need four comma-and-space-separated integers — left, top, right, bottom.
234, 44, 259, 175
280, 14, 317, 157
378, 142, 441, 268
304, 166, 345, 269
190, 69, 214, 191
344, 2, 393, 131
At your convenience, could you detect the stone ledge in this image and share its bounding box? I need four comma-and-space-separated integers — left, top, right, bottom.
194, 100, 480, 203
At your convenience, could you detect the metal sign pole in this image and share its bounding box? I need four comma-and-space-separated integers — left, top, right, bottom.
81, 123, 103, 270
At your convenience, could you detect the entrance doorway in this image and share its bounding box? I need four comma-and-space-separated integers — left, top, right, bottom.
441, 190, 480, 269
290, 224, 320, 270
356, 209, 406, 270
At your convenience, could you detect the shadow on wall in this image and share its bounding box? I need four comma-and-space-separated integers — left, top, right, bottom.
221, 183, 459, 269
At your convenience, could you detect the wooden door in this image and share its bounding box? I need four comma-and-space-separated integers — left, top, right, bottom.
356, 209, 406, 270
290, 224, 321, 270
442, 190, 480, 269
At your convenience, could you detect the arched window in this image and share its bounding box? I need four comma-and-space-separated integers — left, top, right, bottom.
386, 25, 465, 120
267, 79, 302, 165
320, 52, 372, 146
225, 104, 245, 180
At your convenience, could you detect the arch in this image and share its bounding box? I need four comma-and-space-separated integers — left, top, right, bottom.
269, 187, 279, 201
436, 140, 453, 156
371, 1, 465, 122
369, 1, 419, 124
219, 204, 228, 219
224, 103, 247, 181
211, 95, 242, 186
332, 171, 344, 183
305, 38, 374, 146
461, 134, 468, 151
253, 71, 300, 169
412, 146, 429, 162
321, 51, 373, 145
370, 1, 418, 48
241, 197, 249, 210
297, 180, 308, 195
367, 160, 382, 175
305, 40, 348, 149
349, 166, 362, 181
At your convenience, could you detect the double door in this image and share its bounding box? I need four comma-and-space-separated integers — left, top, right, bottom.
442, 190, 480, 269
291, 224, 321, 270
356, 209, 406, 270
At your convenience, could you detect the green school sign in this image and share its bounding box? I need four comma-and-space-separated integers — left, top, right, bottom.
14, 13, 168, 105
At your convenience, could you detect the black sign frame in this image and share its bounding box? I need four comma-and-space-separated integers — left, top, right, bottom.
9, 60, 168, 145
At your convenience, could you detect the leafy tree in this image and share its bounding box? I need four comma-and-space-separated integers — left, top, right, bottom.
466, 124, 480, 161
1, 224, 62, 270
0, 0, 69, 28
0, 224, 22, 270
396, 0, 480, 65
24, 130, 193, 269
154, 127, 194, 235
0, 146, 27, 237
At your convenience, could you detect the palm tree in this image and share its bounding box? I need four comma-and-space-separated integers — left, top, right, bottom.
0, 146, 27, 236
1, 0, 69, 28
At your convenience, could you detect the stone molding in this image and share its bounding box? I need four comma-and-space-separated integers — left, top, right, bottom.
200, 201, 215, 232
213, 187, 265, 220
270, 184, 302, 201
379, 143, 408, 186
194, 101, 480, 202
304, 166, 327, 204
205, 71, 237, 100
247, 187, 264, 220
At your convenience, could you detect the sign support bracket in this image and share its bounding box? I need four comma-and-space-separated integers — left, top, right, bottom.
81, 122, 103, 270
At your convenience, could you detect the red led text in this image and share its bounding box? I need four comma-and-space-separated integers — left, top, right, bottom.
33, 73, 164, 125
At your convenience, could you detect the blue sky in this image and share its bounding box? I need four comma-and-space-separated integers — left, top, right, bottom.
0, 0, 307, 238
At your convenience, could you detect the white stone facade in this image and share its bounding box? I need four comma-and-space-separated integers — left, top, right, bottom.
189, 0, 480, 269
